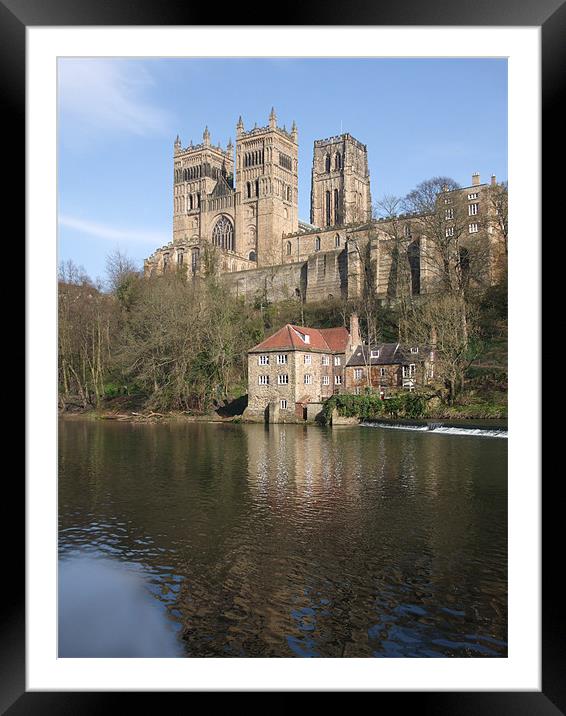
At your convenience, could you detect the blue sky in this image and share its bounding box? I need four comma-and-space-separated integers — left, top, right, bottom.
58, 57, 507, 283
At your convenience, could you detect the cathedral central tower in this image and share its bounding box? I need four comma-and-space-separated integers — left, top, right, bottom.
311, 133, 372, 228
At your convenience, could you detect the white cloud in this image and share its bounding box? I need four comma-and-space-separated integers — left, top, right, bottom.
58, 59, 172, 136
59, 214, 168, 246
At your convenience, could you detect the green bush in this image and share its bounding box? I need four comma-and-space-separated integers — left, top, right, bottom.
319, 391, 427, 424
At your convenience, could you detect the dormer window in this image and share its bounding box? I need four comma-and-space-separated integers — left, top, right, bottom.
410, 347, 419, 354
370, 349, 380, 358
293, 328, 310, 344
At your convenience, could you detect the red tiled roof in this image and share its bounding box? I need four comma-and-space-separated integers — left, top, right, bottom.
249, 324, 349, 354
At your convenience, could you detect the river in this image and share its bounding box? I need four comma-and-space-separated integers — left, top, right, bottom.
58, 419, 507, 658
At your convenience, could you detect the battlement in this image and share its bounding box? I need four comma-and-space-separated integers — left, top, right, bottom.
314, 133, 367, 151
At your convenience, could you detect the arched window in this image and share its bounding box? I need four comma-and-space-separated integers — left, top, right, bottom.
255, 179, 260, 197
334, 188, 340, 224
191, 247, 200, 272
325, 154, 331, 172
286, 241, 292, 256
286, 186, 291, 202
246, 182, 251, 199
335, 234, 340, 248
249, 251, 257, 262
325, 191, 331, 226
335, 153, 341, 170
212, 215, 234, 251
408, 240, 421, 295
197, 193, 201, 208
189, 194, 193, 210
315, 236, 321, 252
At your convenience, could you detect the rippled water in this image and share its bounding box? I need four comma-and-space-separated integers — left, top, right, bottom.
59, 419, 507, 657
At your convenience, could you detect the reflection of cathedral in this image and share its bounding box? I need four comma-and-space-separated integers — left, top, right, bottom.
144, 108, 504, 304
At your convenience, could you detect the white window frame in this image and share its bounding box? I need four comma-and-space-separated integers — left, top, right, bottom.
469, 223, 479, 233
334, 375, 342, 385
445, 226, 454, 237
258, 355, 269, 365
410, 347, 419, 354
354, 368, 363, 380
258, 374, 269, 385
280, 399, 288, 409
467, 192, 479, 200
276, 354, 288, 365
370, 349, 380, 358
304, 354, 312, 365
445, 208, 454, 220
321, 355, 329, 366
380, 367, 386, 377
334, 356, 341, 366
277, 374, 289, 385
322, 376, 330, 386
304, 374, 313, 385
468, 202, 479, 216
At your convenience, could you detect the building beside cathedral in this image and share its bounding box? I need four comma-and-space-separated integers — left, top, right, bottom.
144, 109, 506, 304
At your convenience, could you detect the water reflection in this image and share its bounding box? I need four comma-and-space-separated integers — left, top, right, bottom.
59, 420, 507, 658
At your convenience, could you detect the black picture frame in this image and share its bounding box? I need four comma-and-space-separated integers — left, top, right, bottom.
9, 0, 557, 709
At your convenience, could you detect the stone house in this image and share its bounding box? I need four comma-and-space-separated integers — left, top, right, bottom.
344, 342, 434, 396
244, 321, 355, 422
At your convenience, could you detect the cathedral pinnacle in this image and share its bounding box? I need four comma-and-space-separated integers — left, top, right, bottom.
236, 116, 244, 136
269, 107, 277, 128
291, 120, 298, 141
203, 126, 210, 145
174, 134, 182, 153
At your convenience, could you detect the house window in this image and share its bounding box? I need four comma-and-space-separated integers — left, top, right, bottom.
286, 241, 292, 256
321, 355, 329, 366
258, 375, 269, 385
445, 208, 454, 220
304, 355, 312, 365
403, 364, 416, 378
322, 376, 330, 385
325, 153, 331, 172
258, 355, 269, 365
177, 251, 184, 266
354, 368, 363, 380
444, 197, 452, 204
469, 203, 479, 216
304, 374, 312, 384
410, 347, 419, 354
335, 234, 340, 248
468, 192, 479, 200
354, 387, 361, 395
404, 224, 412, 238
315, 236, 321, 251
278, 374, 289, 385
469, 223, 479, 233
445, 227, 454, 237
334, 356, 341, 366
335, 375, 342, 385
280, 399, 288, 409
276, 354, 288, 365
370, 349, 379, 358
380, 368, 386, 377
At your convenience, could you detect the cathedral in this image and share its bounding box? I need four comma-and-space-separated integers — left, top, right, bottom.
144, 109, 505, 303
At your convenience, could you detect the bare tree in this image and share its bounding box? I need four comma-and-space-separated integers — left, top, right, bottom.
405, 293, 482, 405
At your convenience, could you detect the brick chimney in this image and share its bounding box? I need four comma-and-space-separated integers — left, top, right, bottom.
349, 312, 361, 354
491, 174, 497, 186
472, 172, 480, 186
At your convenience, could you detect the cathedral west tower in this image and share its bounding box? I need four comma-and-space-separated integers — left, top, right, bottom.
235, 108, 299, 267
